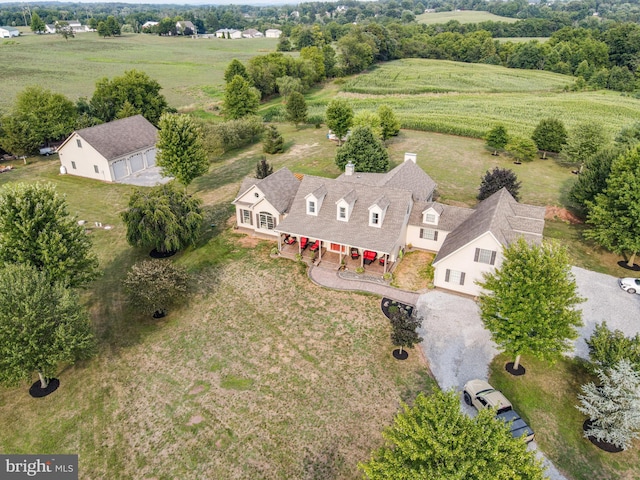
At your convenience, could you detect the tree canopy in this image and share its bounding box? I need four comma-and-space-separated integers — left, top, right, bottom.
507, 136, 538, 163
285, 91, 308, 127
262, 125, 284, 154
389, 307, 422, 354
569, 147, 620, 216
585, 145, 640, 266
478, 167, 522, 201
0, 264, 95, 389
485, 125, 509, 155
121, 182, 203, 254
378, 105, 400, 141
477, 238, 584, 370
325, 99, 353, 146
360, 390, 545, 480
335, 126, 389, 173
532, 118, 568, 158
30, 12, 45, 33
224, 59, 249, 84
563, 123, 609, 167
223, 75, 261, 120
90, 70, 168, 125
156, 113, 208, 188
256, 157, 273, 179
0, 182, 99, 288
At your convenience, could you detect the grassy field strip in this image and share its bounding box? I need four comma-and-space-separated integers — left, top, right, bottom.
416, 10, 519, 24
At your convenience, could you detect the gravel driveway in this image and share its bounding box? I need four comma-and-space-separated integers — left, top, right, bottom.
415, 266, 640, 480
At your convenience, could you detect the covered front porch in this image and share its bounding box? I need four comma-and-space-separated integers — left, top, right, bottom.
276, 234, 396, 274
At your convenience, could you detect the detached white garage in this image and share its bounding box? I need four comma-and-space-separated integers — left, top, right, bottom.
58, 115, 158, 183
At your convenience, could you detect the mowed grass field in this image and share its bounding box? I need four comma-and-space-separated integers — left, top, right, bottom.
416, 10, 519, 24
0, 32, 280, 111
323, 60, 640, 139
0, 155, 434, 479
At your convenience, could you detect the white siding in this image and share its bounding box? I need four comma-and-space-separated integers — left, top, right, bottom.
58, 133, 112, 181
406, 225, 448, 252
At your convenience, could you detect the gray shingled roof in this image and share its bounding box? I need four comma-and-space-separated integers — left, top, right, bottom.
409, 201, 474, 232
275, 174, 412, 253
433, 188, 545, 264
336, 160, 436, 202
73, 115, 157, 161
233, 168, 300, 214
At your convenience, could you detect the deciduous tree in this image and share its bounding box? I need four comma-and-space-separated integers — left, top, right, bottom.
30, 12, 45, 33
90, 70, 168, 125
0, 264, 95, 391
223, 75, 261, 120
389, 308, 422, 355
569, 147, 620, 216
335, 126, 389, 173
532, 118, 568, 158
224, 59, 249, 84
121, 182, 203, 254
577, 360, 640, 450
360, 390, 545, 480
477, 238, 584, 371
0, 182, 99, 289
485, 125, 508, 155
478, 167, 521, 201
156, 113, 208, 188
353, 110, 382, 139
378, 105, 400, 141
123, 260, 190, 317
586, 322, 640, 374
507, 136, 538, 163
325, 99, 353, 146
585, 145, 640, 266
285, 91, 308, 128
563, 123, 609, 169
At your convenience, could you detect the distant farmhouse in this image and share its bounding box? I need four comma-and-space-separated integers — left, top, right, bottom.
242, 28, 263, 38
44, 21, 91, 34
233, 154, 545, 296
0, 26, 19, 37
265, 29, 282, 38
176, 20, 196, 35
215, 28, 242, 39
58, 115, 158, 183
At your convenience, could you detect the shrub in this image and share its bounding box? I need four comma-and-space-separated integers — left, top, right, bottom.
586, 322, 640, 373
124, 260, 190, 317
199, 116, 264, 157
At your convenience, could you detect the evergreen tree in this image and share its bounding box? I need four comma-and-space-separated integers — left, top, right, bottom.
286, 91, 308, 128
569, 147, 620, 217
478, 167, 522, 201
577, 360, 640, 450
262, 125, 284, 154
360, 390, 545, 479
478, 238, 584, 371
256, 156, 274, 179
224, 59, 249, 84
485, 125, 508, 155
156, 113, 208, 189
223, 75, 261, 120
378, 105, 400, 141
335, 126, 389, 173
325, 99, 353, 146
585, 145, 640, 267
532, 118, 568, 158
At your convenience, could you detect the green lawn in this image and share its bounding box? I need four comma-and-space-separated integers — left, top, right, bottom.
417, 10, 518, 24
0, 33, 280, 111
490, 355, 640, 480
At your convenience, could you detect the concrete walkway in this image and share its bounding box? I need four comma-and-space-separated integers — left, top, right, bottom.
308, 266, 420, 305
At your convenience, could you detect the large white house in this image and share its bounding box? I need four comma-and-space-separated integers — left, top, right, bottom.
0, 26, 19, 38
233, 154, 545, 296
265, 29, 282, 38
58, 115, 158, 183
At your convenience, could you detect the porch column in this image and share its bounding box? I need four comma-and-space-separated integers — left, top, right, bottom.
318, 241, 323, 260
383, 254, 388, 274
278, 235, 282, 251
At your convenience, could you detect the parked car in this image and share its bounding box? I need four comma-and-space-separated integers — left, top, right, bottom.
39, 147, 55, 156
619, 277, 640, 295
463, 379, 535, 443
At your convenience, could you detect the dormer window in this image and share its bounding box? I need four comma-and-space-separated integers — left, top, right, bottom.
422, 205, 442, 225
425, 213, 436, 223
305, 184, 327, 217
336, 189, 356, 222
371, 212, 379, 225
308, 200, 316, 214
368, 195, 389, 228
339, 206, 346, 219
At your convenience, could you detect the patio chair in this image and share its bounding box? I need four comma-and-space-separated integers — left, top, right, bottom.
300, 237, 308, 250
350, 248, 360, 259
284, 235, 296, 245
309, 240, 320, 252
363, 250, 376, 265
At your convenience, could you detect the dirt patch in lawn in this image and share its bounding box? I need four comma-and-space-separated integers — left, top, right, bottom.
545, 206, 583, 224
392, 251, 435, 292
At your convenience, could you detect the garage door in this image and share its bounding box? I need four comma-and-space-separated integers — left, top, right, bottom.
112, 159, 128, 180
146, 149, 156, 167
129, 153, 144, 173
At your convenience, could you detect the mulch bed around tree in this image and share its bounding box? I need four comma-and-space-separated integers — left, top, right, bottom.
150, 249, 177, 259
583, 420, 624, 453
505, 362, 526, 376
617, 260, 640, 271
381, 298, 414, 320
393, 349, 409, 360
29, 378, 60, 398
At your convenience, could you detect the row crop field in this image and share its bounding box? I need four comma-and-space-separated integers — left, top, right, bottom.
0, 32, 280, 111
416, 10, 519, 24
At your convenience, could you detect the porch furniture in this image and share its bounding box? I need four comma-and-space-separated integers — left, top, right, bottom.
300, 237, 308, 250
350, 247, 360, 259
379, 257, 386, 266
363, 250, 377, 265
284, 235, 296, 245
309, 240, 320, 252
